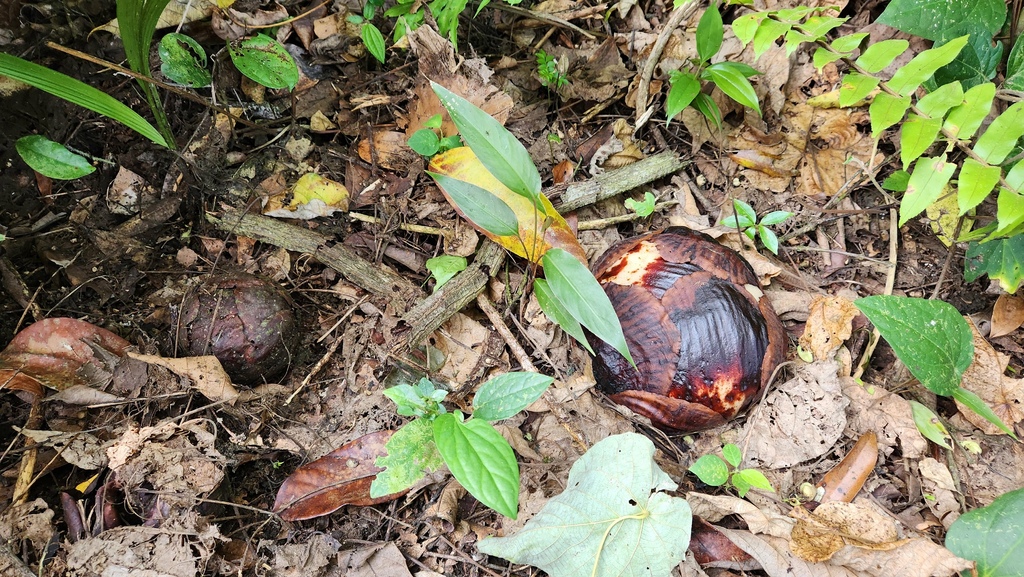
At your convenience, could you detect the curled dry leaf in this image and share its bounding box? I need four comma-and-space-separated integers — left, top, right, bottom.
799, 295, 859, 360
689, 517, 758, 570
0, 317, 131, 397
127, 352, 240, 404
789, 500, 903, 563
991, 293, 1024, 338
273, 430, 407, 521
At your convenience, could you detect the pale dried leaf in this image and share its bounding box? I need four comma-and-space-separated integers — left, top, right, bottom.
991, 294, 1024, 338
127, 352, 239, 404
799, 296, 859, 360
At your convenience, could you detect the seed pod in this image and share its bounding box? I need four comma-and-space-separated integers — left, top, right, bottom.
176, 271, 298, 385
590, 227, 786, 433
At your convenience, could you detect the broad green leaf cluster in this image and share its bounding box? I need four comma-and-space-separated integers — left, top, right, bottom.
370, 373, 554, 519
688, 443, 774, 497
720, 199, 792, 255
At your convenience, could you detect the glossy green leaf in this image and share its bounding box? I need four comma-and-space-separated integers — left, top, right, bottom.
472, 372, 554, 422
434, 414, 519, 518
800, 16, 847, 39
425, 255, 466, 291
855, 39, 908, 73
752, 18, 790, 59
534, 278, 591, 355
432, 81, 541, 200
542, 248, 635, 367
478, 433, 692, 577
927, 26, 1001, 90
915, 81, 963, 119
868, 92, 911, 136
854, 295, 973, 397
705, 62, 760, 113
759, 210, 792, 226
900, 114, 943, 169
994, 188, 1024, 237
0, 53, 168, 147
362, 23, 386, 63
758, 227, 780, 254
973, 101, 1024, 165
1005, 34, 1024, 90
887, 35, 968, 97
370, 418, 445, 497
839, 73, 879, 107
953, 387, 1014, 436
733, 199, 757, 223
15, 135, 95, 180
722, 444, 742, 468
693, 93, 722, 127
666, 71, 701, 125
900, 155, 956, 226
733, 469, 773, 495
812, 48, 846, 70
408, 129, 440, 156
427, 172, 520, 237
228, 34, 299, 90
964, 236, 1024, 292
1005, 161, 1024, 191
946, 487, 1024, 577
732, 12, 764, 45
957, 158, 1001, 215
689, 455, 729, 486
624, 191, 657, 217
909, 400, 952, 450
943, 82, 995, 141
158, 33, 211, 87
829, 32, 868, 54
876, 0, 1004, 42
695, 3, 723, 63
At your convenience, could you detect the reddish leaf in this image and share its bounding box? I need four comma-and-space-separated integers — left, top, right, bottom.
273, 430, 407, 521
0, 318, 131, 397
689, 517, 757, 569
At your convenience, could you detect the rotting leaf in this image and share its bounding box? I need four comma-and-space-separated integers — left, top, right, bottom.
0, 317, 131, 397
126, 352, 240, 404
262, 173, 350, 219
273, 430, 407, 521
477, 433, 691, 577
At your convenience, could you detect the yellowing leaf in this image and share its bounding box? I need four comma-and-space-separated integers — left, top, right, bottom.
263, 173, 350, 219
926, 185, 972, 246
429, 147, 586, 264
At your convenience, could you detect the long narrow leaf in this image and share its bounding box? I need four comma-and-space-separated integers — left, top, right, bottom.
117, 0, 175, 145
428, 172, 520, 237
0, 53, 168, 147
431, 81, 541, 200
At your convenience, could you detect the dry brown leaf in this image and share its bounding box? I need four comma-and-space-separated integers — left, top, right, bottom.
843, 380, 928, 459
799, 295, 859, 360
127, 352, 240, 404
956, 322, 1024, 434
817, 432, 878, 503
357, 130, 421, 172
991, 293, 1024, 338
917, 458, 961, 528
338, 542, 414, 577
790, 501, 902, 562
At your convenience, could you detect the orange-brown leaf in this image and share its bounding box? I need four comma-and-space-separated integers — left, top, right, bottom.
273, 430, 407, 521
429, 147, 587, 265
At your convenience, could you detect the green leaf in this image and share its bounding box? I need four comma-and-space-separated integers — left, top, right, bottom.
900, 114, 943, 169
946, 487, 1024, 577
839, 73, 880, 107
964, 236, 1024, 292
158, 33, 211, 88
800, 16, 847, 39
1006, 34, 1024, 90
478, 433, 692, 577
431, 81, 541, 200
362, 23, 387, 63
944, 82, 995, 141
383, 378, 447, 417
886, 35, 968, 97
751, 18, 791, 59
829, 32, 868, 54
927, 26, 1001, 90
542, 248, 635, 365
705, 62, 760, 113
733, 199, 757, 223
722, 444, 742, 468
433, 413, 520, 518
693, 93, 722, 127
438, 135, 462, 151
876, 0, 1004, 42
994, 188, 1024, 237
973, 101, 1024, 165
855, 39, 909, 73
868, 92, 911, 136
689, 455, 729, 486
909, 400, 952, 450
624, 191, 657, 217
883, 170, 911, 192
15, 136, 95, 180
408, 129, 440, 156
915, 81, 964, 119
425, 254, 466, 290
0, 53, 168, 148
900, 155, 957, 226
759, 210, 792, 226
370, 418, 444, 497
666, 71, 701, 125
952, 387, 1015, 436
472, 372, 554, 422
854, 295, 973, 396
732, 12, 765, 45
784, 30, 816, 55
534, 278, 592, 355
424, 113, 443, 129
117, 0, 174, 146
957, 158, 1001, 215
228, 34, 299, 90
427, 172, 520, 237
812, 48, 846, 70
696, 3, 724, 63
733, 469, 774, 496
758, 227, 780, 254
1006, 160, 1024, 191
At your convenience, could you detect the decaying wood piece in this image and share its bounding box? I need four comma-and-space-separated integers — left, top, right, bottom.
550, 150, 687, 212
209, 210, 423, 310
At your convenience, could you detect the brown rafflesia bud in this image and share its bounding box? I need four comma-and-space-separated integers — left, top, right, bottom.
590, 227, 786, 433
176, 272, 298, 385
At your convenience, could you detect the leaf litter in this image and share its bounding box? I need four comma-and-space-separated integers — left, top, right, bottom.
1, 0, 1023, 574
